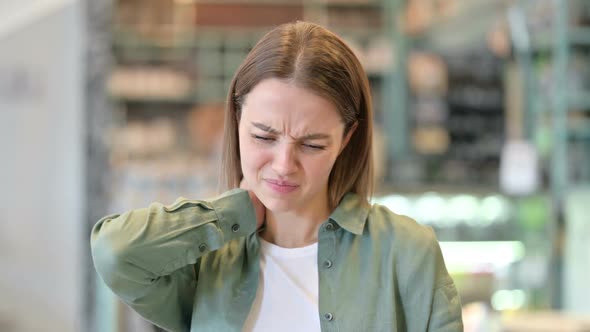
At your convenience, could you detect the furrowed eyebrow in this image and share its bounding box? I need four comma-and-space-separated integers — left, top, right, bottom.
251, 122, 331, 141
299, 133, 331, 140
252, 122, 280, 135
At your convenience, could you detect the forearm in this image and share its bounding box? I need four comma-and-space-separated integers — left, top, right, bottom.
90, 188, 257, 308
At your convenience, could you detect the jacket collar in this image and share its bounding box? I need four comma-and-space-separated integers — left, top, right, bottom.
329, 192, 370, 235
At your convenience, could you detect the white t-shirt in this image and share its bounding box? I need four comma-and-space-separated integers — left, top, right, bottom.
242, 237, 321, 332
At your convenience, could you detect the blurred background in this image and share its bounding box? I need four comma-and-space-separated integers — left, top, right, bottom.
1, 0, 589, 331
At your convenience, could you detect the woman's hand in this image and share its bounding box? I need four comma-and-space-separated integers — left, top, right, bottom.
240, 179, 265, 229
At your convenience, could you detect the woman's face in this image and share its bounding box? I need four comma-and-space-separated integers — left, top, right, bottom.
238, 78, 353, 214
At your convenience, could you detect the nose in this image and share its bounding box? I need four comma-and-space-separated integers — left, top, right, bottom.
271, 142, 299, 176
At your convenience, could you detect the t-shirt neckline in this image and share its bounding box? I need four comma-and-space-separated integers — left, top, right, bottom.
258, 237, 318, 258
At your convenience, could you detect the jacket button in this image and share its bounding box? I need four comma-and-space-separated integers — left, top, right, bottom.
324, 312, 334, 321
325, 222, 334, 231
198, 243, 207, 252
323, 260, 333, 268
231, 223, 240, 232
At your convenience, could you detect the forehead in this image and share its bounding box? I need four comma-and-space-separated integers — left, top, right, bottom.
241, 78, 343, 132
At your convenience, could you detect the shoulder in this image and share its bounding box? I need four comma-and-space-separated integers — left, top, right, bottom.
367, 203, 438, 250
367, 203, 452, 288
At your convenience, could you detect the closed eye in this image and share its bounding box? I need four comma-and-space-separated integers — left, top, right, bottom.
303, 143, 326, 150
252, 134, 274, 142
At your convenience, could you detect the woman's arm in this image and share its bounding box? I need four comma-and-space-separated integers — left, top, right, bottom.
398, 224, 463, 332
90, 189, 257, 332
423, 231, 463, 331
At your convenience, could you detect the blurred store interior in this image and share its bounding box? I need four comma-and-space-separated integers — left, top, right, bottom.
1, 0, 589, 331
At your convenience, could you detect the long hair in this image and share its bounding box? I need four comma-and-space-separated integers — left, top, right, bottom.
220, 21, 373, 207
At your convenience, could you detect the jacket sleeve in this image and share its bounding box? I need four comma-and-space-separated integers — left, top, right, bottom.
400, 225, 464, 332
427, 278, 463, 331
90, 189, 257, 332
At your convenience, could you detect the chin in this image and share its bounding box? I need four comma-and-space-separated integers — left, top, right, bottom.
260, 197, 296, 213
257, 191, 300, 213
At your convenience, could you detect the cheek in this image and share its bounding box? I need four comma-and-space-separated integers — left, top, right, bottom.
239, 138, 269, 175
304, 153, 339, 181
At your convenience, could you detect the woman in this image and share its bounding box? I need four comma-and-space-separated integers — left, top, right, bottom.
91, 21, 463, 332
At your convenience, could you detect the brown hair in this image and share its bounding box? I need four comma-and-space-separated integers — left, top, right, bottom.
220, 21, 373, 207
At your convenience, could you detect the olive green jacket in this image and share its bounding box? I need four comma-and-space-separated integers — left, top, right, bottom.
91, 189, 463, 332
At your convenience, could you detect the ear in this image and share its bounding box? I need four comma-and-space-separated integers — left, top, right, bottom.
339, 121, 358, 154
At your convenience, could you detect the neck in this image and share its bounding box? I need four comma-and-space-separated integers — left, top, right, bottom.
260, 193, 331, 248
